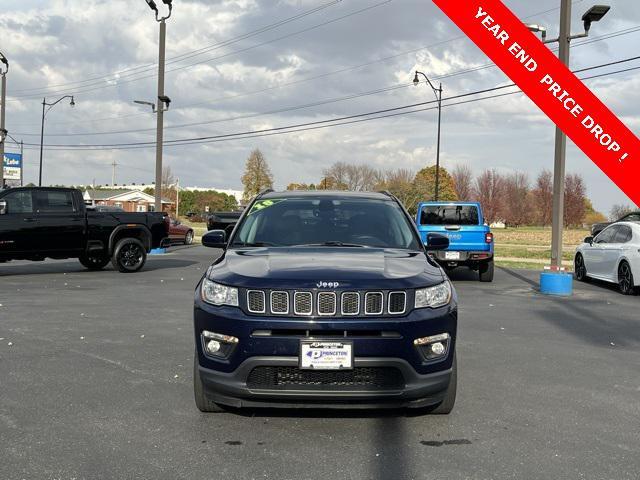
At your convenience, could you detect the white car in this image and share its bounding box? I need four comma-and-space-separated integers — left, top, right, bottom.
575, 221, 640, 295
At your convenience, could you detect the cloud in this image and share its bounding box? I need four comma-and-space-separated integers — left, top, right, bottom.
1, 0, 639, 212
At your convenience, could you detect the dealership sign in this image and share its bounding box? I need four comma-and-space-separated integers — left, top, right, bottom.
431, 0, 640, 206
3, 153, 23, 182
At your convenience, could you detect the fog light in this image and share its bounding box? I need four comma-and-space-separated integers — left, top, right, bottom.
430, 342, 445, 356
414, 333, 450, 360
205, 340, 221, 355
201, 330, 239, 359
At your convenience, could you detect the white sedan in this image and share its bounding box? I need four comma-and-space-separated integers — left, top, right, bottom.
575, 221, 640, 295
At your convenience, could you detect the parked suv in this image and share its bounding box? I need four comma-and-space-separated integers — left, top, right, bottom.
416, 201, 494, 282
193, 190, 458, 413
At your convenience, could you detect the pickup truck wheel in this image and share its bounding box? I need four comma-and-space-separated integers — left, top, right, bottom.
112, 238, 147, 273
479, 259, 494, 282
79, 253, 110, 271
194, 354, 226, 413
429, 353, 457, 415
184, 230, 194, 245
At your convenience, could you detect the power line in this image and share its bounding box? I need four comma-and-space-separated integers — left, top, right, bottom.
10, 0, 343, 95
9, 0, 394, 101
14, 52, 640, 139
10, 60, 638, 151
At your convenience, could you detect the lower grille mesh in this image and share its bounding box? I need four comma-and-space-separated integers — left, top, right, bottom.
246, 366, 405, 391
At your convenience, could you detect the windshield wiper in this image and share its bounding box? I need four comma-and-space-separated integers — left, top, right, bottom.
232, 242, 276, 247
292, 241, 369, 248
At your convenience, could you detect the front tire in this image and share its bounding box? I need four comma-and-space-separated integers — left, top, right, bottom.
184, 230, 194, 245
111, 238, 147, 273
193, 354, 225, 413
430, 353, 457, 415
479, 259, 494, 282
79, 252, 110, 271
618, 261, 636, 295
574, 253, 589, 282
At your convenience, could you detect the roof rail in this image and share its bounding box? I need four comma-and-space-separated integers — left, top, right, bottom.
257, 188, 274, 198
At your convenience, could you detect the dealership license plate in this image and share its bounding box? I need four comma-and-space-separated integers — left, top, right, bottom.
300, 341, 353, 370
445, 251, 461, 260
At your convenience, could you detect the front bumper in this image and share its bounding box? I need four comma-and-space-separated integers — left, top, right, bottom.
194, 297, 457, 409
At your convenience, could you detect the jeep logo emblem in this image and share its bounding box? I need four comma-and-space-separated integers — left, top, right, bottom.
317, 281, 340, 288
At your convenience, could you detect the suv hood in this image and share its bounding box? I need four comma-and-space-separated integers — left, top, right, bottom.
207, 247, 445, 289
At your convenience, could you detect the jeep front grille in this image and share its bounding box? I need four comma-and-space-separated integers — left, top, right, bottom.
294, 292, 313, 315
247, 290, 266, 313
365, 292, 383, 315
270, 291, 289, 314
245, 289, 409, 317
317, 292, 337, 315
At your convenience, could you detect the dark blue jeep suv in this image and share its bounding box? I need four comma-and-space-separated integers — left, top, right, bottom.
193, 190, 458, 413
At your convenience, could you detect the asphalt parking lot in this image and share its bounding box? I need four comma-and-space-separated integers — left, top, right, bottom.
1, 246, 639, 480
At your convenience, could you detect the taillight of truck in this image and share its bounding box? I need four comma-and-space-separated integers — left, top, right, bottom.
485, 232, 494, 243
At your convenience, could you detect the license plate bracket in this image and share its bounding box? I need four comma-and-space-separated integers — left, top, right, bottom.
299, 340, 353, 370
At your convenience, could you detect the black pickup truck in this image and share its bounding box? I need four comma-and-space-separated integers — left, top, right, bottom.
206, 211, 242, 235
0, 187, 169, 272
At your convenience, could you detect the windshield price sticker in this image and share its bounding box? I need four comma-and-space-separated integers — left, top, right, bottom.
300, 341, 353, 370
431, 0, 640, 206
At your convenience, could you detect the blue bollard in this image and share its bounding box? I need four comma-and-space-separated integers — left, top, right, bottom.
539, 271, 573, 296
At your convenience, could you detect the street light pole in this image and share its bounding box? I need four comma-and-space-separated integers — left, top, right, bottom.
0, 51, 8, 189
528, 4, 610, 272
143, 0, 173, 213
155, 18, 167, 213
39, 95, 75, 186
413, 71, 443, 201
549, 0, 572, 271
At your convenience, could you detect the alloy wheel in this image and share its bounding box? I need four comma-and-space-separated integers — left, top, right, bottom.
618, 262, 634, 295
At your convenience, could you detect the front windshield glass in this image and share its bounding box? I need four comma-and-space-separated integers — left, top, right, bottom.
231, 196, 421, 250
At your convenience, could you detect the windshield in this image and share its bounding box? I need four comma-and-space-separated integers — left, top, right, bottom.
420, 205, 480, 226
231, 196, 421, 250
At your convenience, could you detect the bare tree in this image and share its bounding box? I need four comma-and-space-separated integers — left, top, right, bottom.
474, 169, 505, 223
451, 164, 474, 201
377, 168, 422, 213
503, 172, 531, 227
323, 162, 382, 191
609, 204, 634, 221
533, 169, 553, 226
564, 173, 586, 227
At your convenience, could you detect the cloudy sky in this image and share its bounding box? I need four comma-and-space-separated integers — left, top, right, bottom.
1, 0, 639, 214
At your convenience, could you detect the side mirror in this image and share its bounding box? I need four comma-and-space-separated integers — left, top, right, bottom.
584, 236, 594, 244
0, 200, 6, 215
425, 232, 449, 251
202, 230, 227, 249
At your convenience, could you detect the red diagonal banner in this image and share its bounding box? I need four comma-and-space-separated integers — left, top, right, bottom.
431, 0, 640, 206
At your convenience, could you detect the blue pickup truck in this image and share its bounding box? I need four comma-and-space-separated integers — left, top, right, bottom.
416, 201, 494, 282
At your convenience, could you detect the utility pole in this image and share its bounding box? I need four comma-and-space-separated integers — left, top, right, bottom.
175, 177, 180, 217
549, 0, 572, 271
154, 18, 167, 213
0, 51, 8, 189
111, 159, 118, 186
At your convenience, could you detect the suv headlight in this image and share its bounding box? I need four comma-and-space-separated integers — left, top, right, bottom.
415, 281, 452, 309
201, 278, 239, 306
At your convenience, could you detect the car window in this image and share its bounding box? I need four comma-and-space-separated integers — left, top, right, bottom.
2, 190, 34, 214
614, 225, 632, 243
419, 205, 479, 225
232, 197, 421, 250
595, 226, 616, 244
36, 190, 76, 213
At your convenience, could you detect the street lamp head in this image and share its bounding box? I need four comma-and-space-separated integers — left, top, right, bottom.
0, 51, 8, 74
145, 0, 158, 12
69, 96, 75, 107
582, 5, 610, 31
413, 72, 420, 86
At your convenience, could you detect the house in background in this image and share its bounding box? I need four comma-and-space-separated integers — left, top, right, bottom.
83, 189, 174, 213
